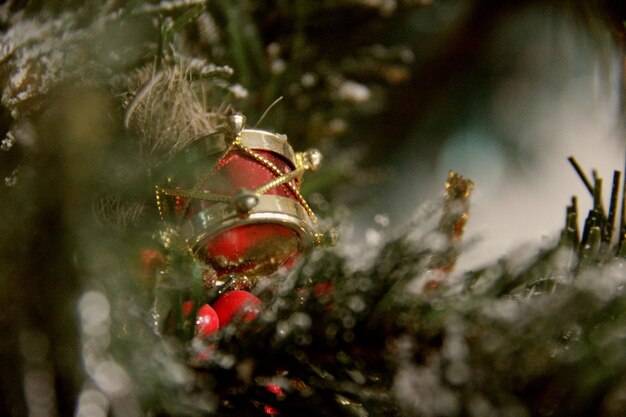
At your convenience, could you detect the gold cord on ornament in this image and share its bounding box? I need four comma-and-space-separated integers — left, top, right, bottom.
233, 138, 318, 224
155, 113, 322, 233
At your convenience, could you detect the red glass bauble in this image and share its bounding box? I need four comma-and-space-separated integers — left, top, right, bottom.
195, 304, 220, 337
211, 290, 262, 326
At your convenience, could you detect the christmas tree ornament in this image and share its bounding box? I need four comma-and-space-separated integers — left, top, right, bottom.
440, 171, 473, 242
156, 112, 336, 282
425, 171, 474, 290
211, 290, 262, 326
194, 304, 220, 337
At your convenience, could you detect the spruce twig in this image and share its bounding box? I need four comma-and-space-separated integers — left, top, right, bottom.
604, 170, 620, 244
561, 196, 579, 248
580, 226, 601, 267
592, 169, 606, 217
619, 153, 626, 250
568, 156, 594, 195
568, 159, 626, 262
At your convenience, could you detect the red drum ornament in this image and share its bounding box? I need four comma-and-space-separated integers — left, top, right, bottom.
156, 113, 336, 280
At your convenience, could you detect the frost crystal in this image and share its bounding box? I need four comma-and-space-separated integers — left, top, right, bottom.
1, 11, 82, 114
576, 259, 626, 301
1, 132, 14, 151
338, 80, 371, 103
4, 168, 19, 187
393, 362, 459, 416
228, 83, 249, 99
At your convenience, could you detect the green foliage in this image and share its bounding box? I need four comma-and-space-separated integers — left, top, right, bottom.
2, 1, 626, 417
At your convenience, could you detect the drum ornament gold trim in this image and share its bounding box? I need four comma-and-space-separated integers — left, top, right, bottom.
183, 194, 315, 255
155, 112, 336, 268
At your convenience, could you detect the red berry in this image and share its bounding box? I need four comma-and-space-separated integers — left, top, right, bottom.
313, 282, 333, 298
264, 404, 279, 415
212, 290, 262, 326
181, 300, 195, 317
266, 384, 284, 396
140, 248, 164, 277
195, 304, 220, 337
